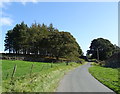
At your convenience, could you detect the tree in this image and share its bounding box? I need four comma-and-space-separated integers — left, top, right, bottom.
113, 44, 120, 54
47, 32, 82, 60
27, 23, 41, 54
12, 22, 28, 54
48, 23, 54, 32
4, 22, 28, 54
4, 30, 13, 53
4, 22, 82, 61
87, 38, 115, 60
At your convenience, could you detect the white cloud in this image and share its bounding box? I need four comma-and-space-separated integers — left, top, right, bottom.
0, 0, 119, 25
0, 2, 6, 8
20, 0, 39, 4
0, 0, 119, 4
0, 10, 13, 26
0, 17, 13, 26
0, 0, 40, 26
0, 2, 4, 8
0, 0, 118, 7
0, 0, 11, 8
0, 0, 40, 8
0, 51, 5, 53
20, 0, 39, 5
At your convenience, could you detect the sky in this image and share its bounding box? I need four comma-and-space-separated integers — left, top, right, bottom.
0, 1, 118, 55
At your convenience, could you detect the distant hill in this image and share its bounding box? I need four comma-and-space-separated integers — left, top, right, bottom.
105, 52, 120, 68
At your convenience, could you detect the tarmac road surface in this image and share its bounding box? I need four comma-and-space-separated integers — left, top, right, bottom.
56, 63, 115, 93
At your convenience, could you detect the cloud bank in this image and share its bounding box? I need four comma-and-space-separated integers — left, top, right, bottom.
0, 0, 40, 26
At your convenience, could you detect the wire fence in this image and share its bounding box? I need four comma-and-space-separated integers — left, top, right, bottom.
4, 62, 68, 80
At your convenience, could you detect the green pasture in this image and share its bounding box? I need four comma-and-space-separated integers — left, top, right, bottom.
2, 60, 82, 92
89, 65, 120, 94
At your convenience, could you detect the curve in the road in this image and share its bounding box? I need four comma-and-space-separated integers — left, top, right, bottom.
56, 63, 115, 93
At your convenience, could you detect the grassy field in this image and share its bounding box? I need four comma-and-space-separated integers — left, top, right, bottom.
89, 65, 120, 94
2, 60, 55, 79
2, 60, 82, 92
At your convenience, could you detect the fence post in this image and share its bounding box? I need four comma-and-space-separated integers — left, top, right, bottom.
11, 64, 17, 79
30, 64, 34, 77
40, 65, 44, 71
51, 62, 53, 68
66, 61, 69, 65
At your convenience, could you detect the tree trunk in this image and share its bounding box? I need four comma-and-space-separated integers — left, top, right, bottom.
56, 56, 59, 60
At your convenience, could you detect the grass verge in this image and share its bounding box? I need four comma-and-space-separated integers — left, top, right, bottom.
2, 60, 83, 92
89, 65, 120, 94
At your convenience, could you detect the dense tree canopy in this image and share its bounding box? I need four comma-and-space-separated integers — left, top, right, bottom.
113, 44, 120, 54
4, 22, 82, 60
87, 38, 115, 60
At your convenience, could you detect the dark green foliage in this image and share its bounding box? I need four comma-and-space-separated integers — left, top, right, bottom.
4, 30, 13, 53
113, 44, 120, 54
4, 21, 28, 54
87, 38, 115, 60
4, 22, 82, 60
105, 52, 120, 68
46, 32, 82, 60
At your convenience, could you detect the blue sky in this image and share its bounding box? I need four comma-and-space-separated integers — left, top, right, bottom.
0, 2, 118, 55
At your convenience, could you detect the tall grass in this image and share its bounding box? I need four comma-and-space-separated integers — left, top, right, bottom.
2, 60, 82, 92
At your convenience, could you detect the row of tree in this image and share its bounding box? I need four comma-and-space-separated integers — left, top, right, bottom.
87, 38, 120, 60
4, 22, 83, 60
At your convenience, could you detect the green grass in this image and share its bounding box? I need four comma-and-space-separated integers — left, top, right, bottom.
2, 60, 82, 92
89, 65, 120, 94
2, 60, 54, 79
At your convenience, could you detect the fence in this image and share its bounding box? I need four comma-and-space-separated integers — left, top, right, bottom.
2, 61, 73, 92
4, 62, 69, 80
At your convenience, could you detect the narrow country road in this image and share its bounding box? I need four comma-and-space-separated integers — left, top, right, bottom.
56, 63, 115, 93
